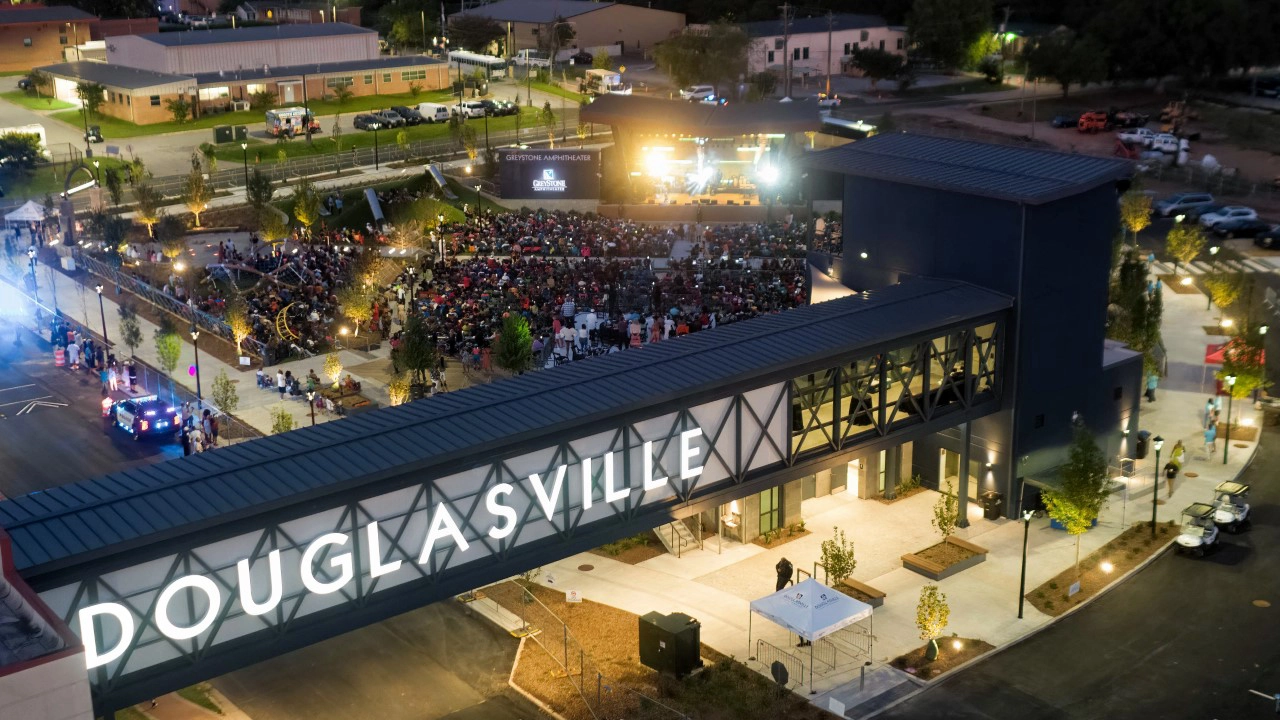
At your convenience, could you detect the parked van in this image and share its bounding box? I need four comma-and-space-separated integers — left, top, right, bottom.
416, 103, 451, 123
513, 49, 551, 68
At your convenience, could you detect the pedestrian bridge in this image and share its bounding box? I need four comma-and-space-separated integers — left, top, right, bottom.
0, 277, 1010, 715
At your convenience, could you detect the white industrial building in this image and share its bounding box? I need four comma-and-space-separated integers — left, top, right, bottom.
742, 14, 905, 77
106, 22, 378, 76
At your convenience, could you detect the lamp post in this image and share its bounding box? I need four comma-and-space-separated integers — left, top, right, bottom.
371, 122, 381, 171
240, 142, 250, 188
91, 159, 100, 185
94, 284, 108, 349
1017, 509, 1032, 619
437, 212, 446, 263
1208, 245, 1221, 310
420, 10, 427, 51
1224, 374, 1236, 464
306, 391, 317, 426
1151, 435, 1164, 538
474, 184, 482, 215
190, 327, 203, 406
26, 245, 38, 307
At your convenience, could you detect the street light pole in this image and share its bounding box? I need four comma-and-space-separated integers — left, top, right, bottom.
240, 143, 250, 188
306, 391, 316, 426
1017, 509, 1032, 618
1208, 245, 1221, 310
190, 328, 203, 406
1151, 435, 1164, 538
27, 246, 38, 307
1224, 375, 1236, 464
372, 123, 381, 170
94, 284, 108, 349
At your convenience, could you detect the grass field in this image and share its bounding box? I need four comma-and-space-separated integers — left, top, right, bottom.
0, 91, 74, 111
0, 157, 130, 200
529, 80, 590, 105
305, 89, 453, 117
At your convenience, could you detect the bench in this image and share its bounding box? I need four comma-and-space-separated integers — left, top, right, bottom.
838, 578, 886, 608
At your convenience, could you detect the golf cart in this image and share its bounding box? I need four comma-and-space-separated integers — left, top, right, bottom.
85, 125, 103, 143
1212, 481, 1251, 533
1175, 503, 1219, 557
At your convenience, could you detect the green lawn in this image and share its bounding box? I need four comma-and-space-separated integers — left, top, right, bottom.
306, 89, 453, 117
0, 157, 130, 201
0, 91, 74, 111
529, 80, 590, 105
901, 79, 1016, 97
219, 106, 553, 164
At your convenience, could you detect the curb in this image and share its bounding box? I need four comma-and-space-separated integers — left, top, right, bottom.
858, 437, 1263, 719
507, 635, 572, 720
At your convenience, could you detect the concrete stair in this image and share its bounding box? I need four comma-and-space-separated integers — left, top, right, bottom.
654, 519, 699, 557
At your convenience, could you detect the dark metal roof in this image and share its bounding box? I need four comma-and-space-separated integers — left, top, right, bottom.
805, 132, 1133, 205
38, 61, 194, 90
0, 6, 94, 24
191, 55, 442, 84
454, 0, 613, 23
580, 94, 821, 135
0, 278, 1010, 574
136, 22, 372, 46
742, 13, 889, 38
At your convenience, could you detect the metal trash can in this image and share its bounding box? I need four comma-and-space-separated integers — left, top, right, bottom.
1135, 430, 1151, 459
234, 124, 248, 141
980, 491, 1003, 520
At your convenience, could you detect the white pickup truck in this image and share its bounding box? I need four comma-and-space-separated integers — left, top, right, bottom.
1116, 127, 1156, 146
513, 49, 552, 68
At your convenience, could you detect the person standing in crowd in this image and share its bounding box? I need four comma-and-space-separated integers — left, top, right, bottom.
276, 369, 286, 399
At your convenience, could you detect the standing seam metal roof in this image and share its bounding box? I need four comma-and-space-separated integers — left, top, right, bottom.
805, 132, 1132, 205
134, 22, 372, 46
0, 279, 1011, 573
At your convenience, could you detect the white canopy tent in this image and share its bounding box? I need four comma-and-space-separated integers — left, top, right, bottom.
5, 200, 46, 226
747, 578, 873, 692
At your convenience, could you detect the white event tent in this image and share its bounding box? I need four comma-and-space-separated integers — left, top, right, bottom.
747, 578, 873, 692
4, 200, 46, 227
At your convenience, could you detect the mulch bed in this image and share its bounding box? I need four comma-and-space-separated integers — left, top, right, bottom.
1219, 423, 1259, 442
588, 543, 665, 565
753, 528, 811, 549
1203, 325, 1232, 335
836, 585, 879, 605
890, 638, 996, 680
1157, 273, 1203, 294
1025, 521, 1178, 617
913, 540, 979, 567
875, 485, 927, 505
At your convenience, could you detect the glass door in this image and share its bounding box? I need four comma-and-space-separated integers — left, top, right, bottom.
759, 486, 781, 534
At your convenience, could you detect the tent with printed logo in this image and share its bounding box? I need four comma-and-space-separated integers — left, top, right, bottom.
746, 577, 873, 691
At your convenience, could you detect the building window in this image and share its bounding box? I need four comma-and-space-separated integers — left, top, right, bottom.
325, 76, 354, 89
767, 50, 774, 64
127, 95, 131, 105
879, 39, 885, 50
150, 95, 160, 106
803, 47, 809, 59
363, 74, 374, 85
860, 30, 869, 41
774, 38, 784, 50
792, 47, 799, 60
791, 368, 837, 455
198, 86, 230, 102
383, 72, 392, 83
23, 38, 31, 47
896, 37, 904, 50
245, 83, 266, 95
59, 35, 68, 45
843, 42, 851, 55
401, 69, 426, 81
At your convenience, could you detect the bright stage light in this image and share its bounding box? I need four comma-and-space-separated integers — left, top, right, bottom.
758, 165, 779, 185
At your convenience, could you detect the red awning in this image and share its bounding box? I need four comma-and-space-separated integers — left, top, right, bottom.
1205, 341, 1265, 365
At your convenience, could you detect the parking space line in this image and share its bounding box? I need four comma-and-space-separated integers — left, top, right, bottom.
0, 395, 52, 408
0, 384, 36, 393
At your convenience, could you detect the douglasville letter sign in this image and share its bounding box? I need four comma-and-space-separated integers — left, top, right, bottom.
498, 148, 600, 200
39, 383, 789, 684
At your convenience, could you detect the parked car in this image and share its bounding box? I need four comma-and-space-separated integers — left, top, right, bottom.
1149, 133, 1181, 154
1049, 114, 1077, 128
1153, 192, 1215, 218
16, 77, 31, 91
1213, 218, 1272, 239
817, 93, 841, 108
566, 50, 594, 65
1254, 226, 1280, 248
1117, 127, 1156, 146
1077, 110, 1111, 133
372, 110, 405, 128
109, 396, 180, 441
1110, 111, 1149, 128
478, 99, 517, 116
1199, 206, 1257, 228
1182, 204, 1226, 222
391, 106, 422, 125
679, 84, 716, 101
353, 114, 381, 130
452, 101, 486, 118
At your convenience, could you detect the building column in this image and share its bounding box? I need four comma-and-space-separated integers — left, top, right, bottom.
830, 461, 848, 494
957, 422, 971, 528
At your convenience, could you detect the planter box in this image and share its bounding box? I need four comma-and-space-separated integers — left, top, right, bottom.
838, 578, 886, 608
902, 536, 989, 581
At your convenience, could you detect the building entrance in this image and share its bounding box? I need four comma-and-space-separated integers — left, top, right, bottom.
939, 448, 980, 501
759, 486, 781, 534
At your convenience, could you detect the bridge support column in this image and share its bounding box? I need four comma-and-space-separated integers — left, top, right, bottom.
957, 422, 971, 528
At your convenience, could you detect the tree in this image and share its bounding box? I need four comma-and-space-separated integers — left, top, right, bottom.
126, 156, 149, 187
388, 373, 411, 406
0, 132, 43, 169
396, 130, 410, 156
271, 404, 295, 435
398, 313, 437, 389
103, 167, 124, 207
249, 90, 277, 110
1022, 32, 1108, 98
26, 69, 50, 98
820, 527, 856, 585
155, 214, 188, 261
292, 178, 321, 236
224, 292, 252, 353
1119, 190, 1152, 244
749, 70, 777, 98
331, 114, 344, 152
916, 584, 950, 661
1043, 424, 1109, 576
1204, 270, 1246, 314
1109, 250, 1162, 375
908, 0, 993, 69
849, 47, 908, 92
1165, 222, 1205, 275
337, 283, 374, 335
330, 85, 354, 106
538, 16, 576, 62
448, 14, 504, 53
76, 82, 105, 119
324, 352, 343, 389
654, 22, 751, 97
133, 183, 161, 236
183, 154, 211, 227
592, 51, 613, 71
118, 302, 143, 358
540, 101, 556, 148
164, 97, 191, 124
153, 316, 182, 399
494, 314, 534, 374
211, 369, 239, 415
258, 208, 289, 244
1218, 324, 1271, 422
461, 124, 478, 163
931, 478, 959, 539
246, 168, 274, 213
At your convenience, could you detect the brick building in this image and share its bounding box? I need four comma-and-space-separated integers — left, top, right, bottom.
40, 61, 197, 125
0, 6, 96, 73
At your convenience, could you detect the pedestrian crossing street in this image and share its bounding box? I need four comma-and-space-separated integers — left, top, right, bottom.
1151, 257, 1280, 277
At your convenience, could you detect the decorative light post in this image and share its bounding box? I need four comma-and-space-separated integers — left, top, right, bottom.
91, 159, 100, 185
26, 245, 38, 306
306, 390, 317, 426
1224, 374, 1236, 464
190, 327, 203, 406
94, 284, 108, 349
1151, 435, 1164, 538
371, 122, 381, 170
1017, 509, 1033, 618
1208, 245, 1221, 310
240, 142, 250, 187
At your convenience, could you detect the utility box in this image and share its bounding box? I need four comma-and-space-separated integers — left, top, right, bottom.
213, 125, 233, 143
234, 125, 249, 141
638, 611, 702, 677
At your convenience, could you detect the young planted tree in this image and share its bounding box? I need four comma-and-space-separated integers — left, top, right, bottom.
494, 314, 533, 375
916, 584, 950, 661
330, 85, 354, 106
133, 183, 161, 236
1165, 221, 1205, 275
200, 144, 218, 173
165, 97, 191, 124
153, 316, 183, 401
932, 478, 959, 540
1043, 424, 1110, 576
461, 124, 478, 164
258, 208, 290, 244
26, 69, 50, 98
103, 168, 124, 207
246, 168, 274, 213
540, 101, 556, 148
210, 368, 239, 415
183, 154, 211, 227
292, 178, 322, 237
155, 214, 188, 263
324, 352, 343, 389
820, 527, 856, 585
271, 404, 295, 435
337, 283, 374, 335
387, 373, 411, 406
126, 156, 149, 187
224, 292, 252, 354
331, 114, 345, 152
75, 82, 105, 119
118, 303, 143, 358
1204, 270, 1247, 314
1218, 324, 1271, 425
399, 313, 438, 390
849, 47, 908, 92
1119, 191, 1152, 244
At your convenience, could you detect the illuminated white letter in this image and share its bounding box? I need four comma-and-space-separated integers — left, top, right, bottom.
582, 455, 593, 510
155, 575, 221, 640
643, 440, 668, 492
366, 521, 401, 578
417, 503, 471, 563
236, 550, 282, 616
486, 483, 517, 540
681, 428, 704, 480
300, 532, 354, 595
603, 452, 630, 503
78, 603, 134, 669
530, 464, 567, 521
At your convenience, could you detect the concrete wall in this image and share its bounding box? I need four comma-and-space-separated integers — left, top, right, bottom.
0, 651, 92, 720
109, 29, 378, 75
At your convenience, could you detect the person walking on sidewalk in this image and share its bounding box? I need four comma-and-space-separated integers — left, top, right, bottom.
1167, 440, 1185, 498
775, 557, 793, 592
1145, 373, 1158, 402
1204, 421, 1218, 456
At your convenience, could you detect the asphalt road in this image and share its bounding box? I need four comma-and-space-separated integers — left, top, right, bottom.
212, 601, 542, 720
0, 316, 181, 499
878, 423, 1280, 719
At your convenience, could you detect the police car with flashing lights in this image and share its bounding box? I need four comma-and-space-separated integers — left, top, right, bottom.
109, 395, 181, 441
